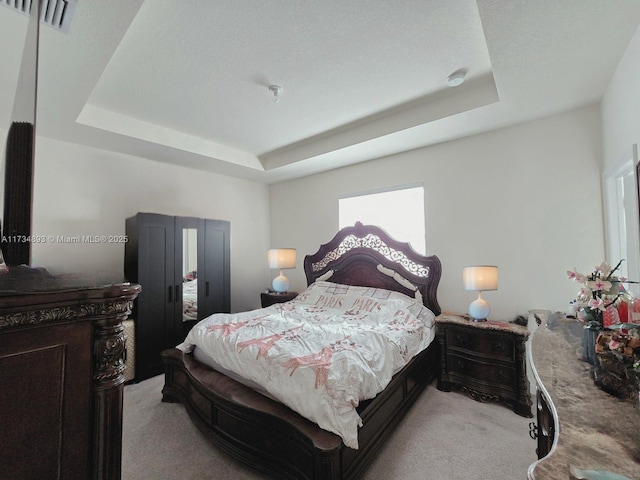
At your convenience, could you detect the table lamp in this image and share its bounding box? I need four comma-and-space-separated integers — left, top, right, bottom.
463, 265, 498, 321
268, 248, 296, 293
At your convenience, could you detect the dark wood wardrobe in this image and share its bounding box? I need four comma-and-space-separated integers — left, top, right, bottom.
124, 213, 230, 381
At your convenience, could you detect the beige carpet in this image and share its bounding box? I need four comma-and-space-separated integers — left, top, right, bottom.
122, 375, 537, 479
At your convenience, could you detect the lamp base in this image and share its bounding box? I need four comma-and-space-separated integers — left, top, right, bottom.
469, 294, 491, 321
272, 273, 290, 293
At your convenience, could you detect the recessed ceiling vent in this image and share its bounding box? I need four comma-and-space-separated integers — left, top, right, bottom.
1, 0, 77, 34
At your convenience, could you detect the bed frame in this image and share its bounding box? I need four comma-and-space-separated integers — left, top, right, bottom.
161, 222, 442, 479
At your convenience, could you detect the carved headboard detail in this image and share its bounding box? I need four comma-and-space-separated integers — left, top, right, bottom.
304, 222, 441, 315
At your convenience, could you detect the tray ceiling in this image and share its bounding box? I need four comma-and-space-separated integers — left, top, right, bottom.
2, 0, 640, 183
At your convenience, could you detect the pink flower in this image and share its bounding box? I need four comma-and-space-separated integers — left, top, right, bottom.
588, 298, 605, 311
575, 286, 592, 306
588, 278, 611, 292
567, 268, 586, 283
596, 261, 612, 277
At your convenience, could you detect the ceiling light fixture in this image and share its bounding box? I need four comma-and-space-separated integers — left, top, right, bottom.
268, 84, 283, 103
447, 70, 466, 87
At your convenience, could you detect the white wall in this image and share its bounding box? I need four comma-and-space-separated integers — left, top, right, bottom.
270, 105, 605, 320
28, 135, 271, 312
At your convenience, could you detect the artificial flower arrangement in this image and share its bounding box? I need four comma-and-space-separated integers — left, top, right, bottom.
567, 260, 638, 330
568, 260, 640, 398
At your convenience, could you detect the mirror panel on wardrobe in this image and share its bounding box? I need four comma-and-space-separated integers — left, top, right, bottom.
174, 216, 203, 333
181, 226, 199, 321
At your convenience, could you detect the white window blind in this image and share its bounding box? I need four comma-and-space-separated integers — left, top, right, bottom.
339, 185, 426, 254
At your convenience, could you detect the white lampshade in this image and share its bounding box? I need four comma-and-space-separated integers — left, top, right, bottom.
462, 265, 498, 321
268, 248, 296, 269
463, 265, 498, 291
268, 248, 296, 293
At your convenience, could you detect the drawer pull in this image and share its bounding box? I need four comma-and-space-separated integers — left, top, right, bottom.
494, 342, 505, 352
456, 359, 466, 370
497, 369, 508, 381
454, 334, 468, 347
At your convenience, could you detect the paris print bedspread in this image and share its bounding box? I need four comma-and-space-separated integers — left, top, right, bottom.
176, 280, 436, 449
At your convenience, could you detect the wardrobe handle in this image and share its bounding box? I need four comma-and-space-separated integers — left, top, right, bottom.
206, 281, 210, 297
168, 285, 173, 303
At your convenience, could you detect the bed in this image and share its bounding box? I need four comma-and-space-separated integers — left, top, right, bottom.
161, 222, 442, 479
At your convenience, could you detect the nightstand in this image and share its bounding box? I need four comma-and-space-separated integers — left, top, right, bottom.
435, 312, 532, 417
261, 291, 298, 308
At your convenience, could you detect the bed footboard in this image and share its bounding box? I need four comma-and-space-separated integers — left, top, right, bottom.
161, 341, 437, 480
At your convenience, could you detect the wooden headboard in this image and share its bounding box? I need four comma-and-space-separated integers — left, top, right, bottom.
303, 222, 441, 315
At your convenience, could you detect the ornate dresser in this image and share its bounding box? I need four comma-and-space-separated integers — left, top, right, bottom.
436, 313, 532, 417
528, 315, 640, 479
0, 266, 140, 480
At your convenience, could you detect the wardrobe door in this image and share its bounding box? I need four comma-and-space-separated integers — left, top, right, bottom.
200, 219, 230, 318
126, 213, 176, 381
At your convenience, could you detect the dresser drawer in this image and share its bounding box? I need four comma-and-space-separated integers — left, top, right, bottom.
446, 353, 516, 388
445, 326, 515, 362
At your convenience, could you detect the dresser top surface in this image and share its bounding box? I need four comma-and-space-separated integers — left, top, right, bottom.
436, 312, 530, 337
0, 266, 139, 297
529, 317, 640, 479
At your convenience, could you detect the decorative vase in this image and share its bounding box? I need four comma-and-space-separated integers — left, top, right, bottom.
581, 325, 600, 365
579, 306, 598, 324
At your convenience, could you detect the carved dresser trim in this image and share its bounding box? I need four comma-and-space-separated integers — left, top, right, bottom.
0, 274, 140, 480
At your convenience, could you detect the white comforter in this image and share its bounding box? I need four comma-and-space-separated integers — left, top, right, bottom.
177, 281, 435, 449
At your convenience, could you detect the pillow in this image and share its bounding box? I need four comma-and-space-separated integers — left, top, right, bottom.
293, 280, 414, 313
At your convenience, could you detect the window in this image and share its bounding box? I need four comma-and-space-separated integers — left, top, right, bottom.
339, 185, 426, 253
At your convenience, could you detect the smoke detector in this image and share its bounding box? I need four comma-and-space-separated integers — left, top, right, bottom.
268, 85, 283, 103
447, 70, 467, 87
